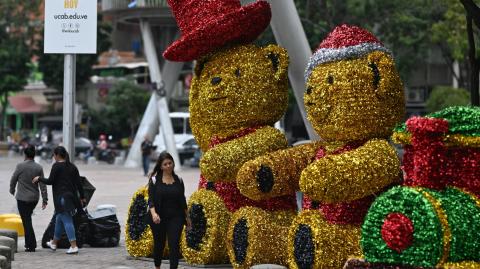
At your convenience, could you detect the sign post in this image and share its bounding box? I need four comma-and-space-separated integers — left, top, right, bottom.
44, 0, 97, 161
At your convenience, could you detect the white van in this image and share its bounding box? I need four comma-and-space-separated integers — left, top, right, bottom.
153, 112, 197, 164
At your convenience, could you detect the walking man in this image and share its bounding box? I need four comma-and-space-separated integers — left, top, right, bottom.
10, 145, 48, 252
141, 136, 155, 176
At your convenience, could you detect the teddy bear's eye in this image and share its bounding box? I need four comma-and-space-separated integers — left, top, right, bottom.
306, 86, 313, 95
234, 68, 241, 77
369, 62, 380, 89
327, 75, 334, 84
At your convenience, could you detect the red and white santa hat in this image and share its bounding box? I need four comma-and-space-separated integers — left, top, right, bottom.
305, 24, 391, 82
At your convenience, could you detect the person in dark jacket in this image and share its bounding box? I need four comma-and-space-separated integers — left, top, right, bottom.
33, 146, 85, 254
9, 145, 48, 252
141, 136, 155, 176
148, 152, 191, 269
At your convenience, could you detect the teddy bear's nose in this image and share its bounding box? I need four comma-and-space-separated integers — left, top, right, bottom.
211, 77, 222, 85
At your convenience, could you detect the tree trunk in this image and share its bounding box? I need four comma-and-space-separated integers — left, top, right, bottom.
466, 15, 480, 105
0, 93, 7, 140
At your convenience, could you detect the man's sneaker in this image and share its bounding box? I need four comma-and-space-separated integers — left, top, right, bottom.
66, 246, 78, 254
46, 241, 57, 251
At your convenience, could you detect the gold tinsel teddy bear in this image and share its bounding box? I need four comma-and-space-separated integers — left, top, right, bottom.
162, 0, 297, 267
237, 24, 405, 268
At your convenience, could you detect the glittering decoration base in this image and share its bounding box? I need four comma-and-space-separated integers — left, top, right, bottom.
344, 258, 480, 269
287, 210, 361, 269
181, 189, 230, 265
226, 207, 295, 268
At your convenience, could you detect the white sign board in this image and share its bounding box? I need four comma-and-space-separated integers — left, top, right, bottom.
44, 0, 97, 54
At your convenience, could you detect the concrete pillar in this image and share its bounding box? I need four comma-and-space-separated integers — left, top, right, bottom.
125, 20, 182, 168
241, 0, 318, 140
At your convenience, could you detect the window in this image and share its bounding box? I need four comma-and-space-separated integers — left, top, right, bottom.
171, 118, 184, 134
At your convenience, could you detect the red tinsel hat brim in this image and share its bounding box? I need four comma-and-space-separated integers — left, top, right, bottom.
163, 1, 271, 62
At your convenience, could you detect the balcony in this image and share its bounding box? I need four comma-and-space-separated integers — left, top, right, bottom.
101, 0, 175, 25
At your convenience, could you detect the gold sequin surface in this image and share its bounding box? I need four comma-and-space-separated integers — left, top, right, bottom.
288, 210, 361, 269
227, 207, 295, 268
125, 186, 154, 258
200, 126, 287, 182
190, 44, 289, 152
305, 51, 405, 143
237, 141, 321, 200
300, 139, 401, 203
181, 189, 231, 264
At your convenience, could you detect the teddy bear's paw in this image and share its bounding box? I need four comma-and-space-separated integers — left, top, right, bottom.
181, 189, 230, 264
256, 164, 275, 193
226, 207, 296, 268
288, 210, 361, 269
237, 161, 277, 200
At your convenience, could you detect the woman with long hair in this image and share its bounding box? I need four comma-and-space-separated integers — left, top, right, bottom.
148, 151, 190, 269
33, 146, 85, 254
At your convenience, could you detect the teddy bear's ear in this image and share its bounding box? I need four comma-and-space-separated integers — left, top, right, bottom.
263, 45, 289, 81
194, 57, 208, 78
367, 51, 402, 99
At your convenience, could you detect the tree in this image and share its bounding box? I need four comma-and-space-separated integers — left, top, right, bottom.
431, 0, 480, 106
460, 0, 480, 105
37, 16, 112, 90
0, 1, 42, 139
103, 81, 150, 139
256, 0, 447, 81
425, 86, 471, 112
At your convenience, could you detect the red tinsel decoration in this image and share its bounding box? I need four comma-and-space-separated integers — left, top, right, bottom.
163, 0, 272, 61
317, 24, 383, 50
402, 117, 480, 197
448, 148, 480, 197
406, 117, 450, 190
380, 213, 414, 253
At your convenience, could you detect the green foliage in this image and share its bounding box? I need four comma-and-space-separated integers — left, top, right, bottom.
38, 16, 112, 90
0, 0, 41, 139
0, 32, 30, 94
431, 0, 480, 61
426, 86, 471, 113
255, 0, 447, 81
88, 81, 150, 139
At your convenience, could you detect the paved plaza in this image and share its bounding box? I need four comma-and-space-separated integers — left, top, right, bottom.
0, 154, 202, 269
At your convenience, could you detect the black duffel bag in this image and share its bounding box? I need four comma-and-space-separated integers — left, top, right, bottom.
88, 214, 121, 247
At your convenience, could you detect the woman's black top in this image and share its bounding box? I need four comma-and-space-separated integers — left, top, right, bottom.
40, 162, 85, 213
148, 174, 187, 220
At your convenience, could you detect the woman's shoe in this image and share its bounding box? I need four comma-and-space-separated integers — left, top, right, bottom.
66, 246, 78, 254
46, 241, 57, 251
